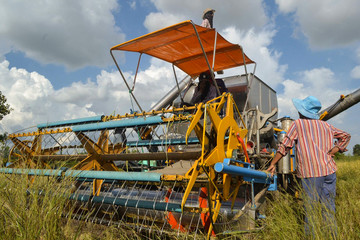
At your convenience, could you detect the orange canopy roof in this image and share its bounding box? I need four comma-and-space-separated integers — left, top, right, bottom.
111, 20, 254, 77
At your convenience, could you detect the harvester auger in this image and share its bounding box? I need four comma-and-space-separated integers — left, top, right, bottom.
2, 20, 286, 238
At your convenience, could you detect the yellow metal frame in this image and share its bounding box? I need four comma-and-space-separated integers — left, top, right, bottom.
7, 106, 194, 169
181, 93, 248, 238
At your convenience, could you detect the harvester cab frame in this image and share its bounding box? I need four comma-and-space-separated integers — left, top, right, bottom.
110, 20, 256, 112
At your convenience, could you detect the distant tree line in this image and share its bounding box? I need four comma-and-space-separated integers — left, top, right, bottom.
353, 144, 360, 156
0, 91, 11, 141
0, 91, 11, 165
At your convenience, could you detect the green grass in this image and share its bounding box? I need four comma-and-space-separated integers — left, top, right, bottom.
0, 171, 73, 239
240, 156, 360, 240
335, 157, 360, 238
0, 170, 174, 240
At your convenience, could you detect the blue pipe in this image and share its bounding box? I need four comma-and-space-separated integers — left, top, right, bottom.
214, 158, 274, 184
0, 168, 63, 177
126, 137, 199, 147
72, 115, 163, 132
0, 168, 162, 182
37, 115, 104, 129
64, 170, 162, 182
70, 194, 182, 212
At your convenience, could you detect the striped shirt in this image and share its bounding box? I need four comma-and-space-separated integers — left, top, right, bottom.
277, 119, 351, 178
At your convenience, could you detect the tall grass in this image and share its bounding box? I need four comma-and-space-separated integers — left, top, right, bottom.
0, 171, 74, 239
246, 157, 360, 240
335, 157, 360, 238
0, 171, 169, 240
0, 157, 359, 239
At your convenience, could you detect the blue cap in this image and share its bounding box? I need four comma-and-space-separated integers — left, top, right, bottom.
292, 96, 321, 120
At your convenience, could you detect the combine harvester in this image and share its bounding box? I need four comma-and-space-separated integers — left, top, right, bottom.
3, 20, 360, 238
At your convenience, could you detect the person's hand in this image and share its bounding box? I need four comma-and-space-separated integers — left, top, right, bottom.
267, 164, 276, 176
328, 146, 340, 157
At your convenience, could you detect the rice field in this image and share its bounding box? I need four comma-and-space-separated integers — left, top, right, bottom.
0, 156, 358, 239
237, 155, 360, 240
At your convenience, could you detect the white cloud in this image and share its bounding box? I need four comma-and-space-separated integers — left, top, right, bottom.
277, 67, 359, 152
0, 57, 178, 134
144, 12, 183, 32
145, 0, 267, 32
302, 68, 336, 90
356, 47, 360, 60
350, 66, 360, 79
351, 47, 360, 79
275, 0, 360, 49
221, 26, 287, 88
0, 0, 125, 70
129, 0, 136, 10
278, 68, 347, 117
0, 60, 96, 133
278, 68, 360, 136
275, 0, 297, 13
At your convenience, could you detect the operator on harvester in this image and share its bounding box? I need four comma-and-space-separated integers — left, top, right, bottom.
189, 9, 228, 106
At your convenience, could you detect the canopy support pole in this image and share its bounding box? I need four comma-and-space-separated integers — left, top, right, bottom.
190, 21, 221, 96
172, 64, 184, 103
110, 50, 143, 112
131, 53, 143, 92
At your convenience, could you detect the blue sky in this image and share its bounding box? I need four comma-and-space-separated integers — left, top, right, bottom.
0, 0, 359, 152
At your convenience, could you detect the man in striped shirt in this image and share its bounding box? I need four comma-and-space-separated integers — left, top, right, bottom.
267, 96, 351, 237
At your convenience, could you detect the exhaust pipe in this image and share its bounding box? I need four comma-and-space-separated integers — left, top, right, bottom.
149, 75, 193, 111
